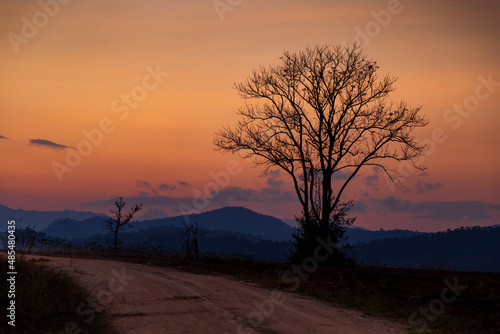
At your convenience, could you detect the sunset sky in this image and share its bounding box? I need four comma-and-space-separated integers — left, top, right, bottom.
1, 0, 499, 232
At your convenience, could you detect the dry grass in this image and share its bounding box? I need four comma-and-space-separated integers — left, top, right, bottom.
0, 254, 115, 334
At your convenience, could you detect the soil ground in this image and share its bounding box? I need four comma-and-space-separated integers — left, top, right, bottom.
35, 255, 406, 334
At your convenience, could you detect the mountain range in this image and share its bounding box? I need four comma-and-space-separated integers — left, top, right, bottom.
0, 204, 106, 231
2, 204, 498, 271
38, 206, 427, 244
2, 204, 424, 243
39, 206, 295, 241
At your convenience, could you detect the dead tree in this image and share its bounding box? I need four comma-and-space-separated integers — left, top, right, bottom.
214, 44, 429, 261
180, 221, 207, 260
102, 197, 142, 250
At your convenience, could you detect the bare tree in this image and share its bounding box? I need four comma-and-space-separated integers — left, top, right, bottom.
180, 221, 207, 260
102, 197, 142, 250
214, 44, 428, 261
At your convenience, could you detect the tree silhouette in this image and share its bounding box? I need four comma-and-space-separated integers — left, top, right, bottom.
102, 197, 142, 250
214, 44, 428, 263
180, 221, 207, 261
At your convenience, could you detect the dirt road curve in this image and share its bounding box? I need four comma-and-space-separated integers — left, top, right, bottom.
35, 256, 406, 334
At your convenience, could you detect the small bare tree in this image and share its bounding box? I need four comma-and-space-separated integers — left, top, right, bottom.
180, 221, 207, 260
214, 44, 429, 263
102, 197, 142, 250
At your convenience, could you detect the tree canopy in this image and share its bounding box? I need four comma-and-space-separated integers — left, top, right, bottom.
215, 44, 428, 263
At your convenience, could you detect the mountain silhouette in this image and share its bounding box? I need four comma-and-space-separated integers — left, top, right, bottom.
136, 208, 169, 221
0, 204, 106, 231
40, 206, 295, 241
10, 203, 498, 272
129, 206, 296, 241
41, 216, 107, 240
355, 226, 500, 272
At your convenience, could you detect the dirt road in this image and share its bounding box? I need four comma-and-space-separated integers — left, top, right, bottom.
35, 255, 406, 334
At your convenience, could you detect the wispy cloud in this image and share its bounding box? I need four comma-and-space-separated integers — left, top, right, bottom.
351, 200, 367, 213
138, 180, 186, 194
87, 195, 185, 208
203, 170, 294, 202
0, 135, 9, 139
136, 180, 158, 195
214, 186, 295, 202
158, 183, 177, 191
266, 170, 283, 188
333, 169, 351, 180
136, 180, 192, 195
88, 172, 295, 213
416, 180, 443, 193
29, 139, 72, 150
363, 174, 379, 187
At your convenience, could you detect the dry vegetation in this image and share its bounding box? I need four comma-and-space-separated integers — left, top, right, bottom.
0, 253, 115, 334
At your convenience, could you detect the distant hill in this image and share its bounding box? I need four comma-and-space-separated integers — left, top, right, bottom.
30, 205, 500, 271
136, 208, 169, 221
130, 206, 296, 242
356, 226, 500, 272
40, 206, 295, 242
281, 218, 421, 245
346, 228, 422, 244
281, 218, 298, 228
41, 216, 108, 240
0, 204, 106, 231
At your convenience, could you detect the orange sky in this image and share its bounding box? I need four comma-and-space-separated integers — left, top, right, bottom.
1, 0, 499, 231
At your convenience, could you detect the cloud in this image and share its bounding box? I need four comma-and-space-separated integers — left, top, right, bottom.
0, 135, 9, 139
87, 190, 292, 214
363, 174, 379, 187
136, 180, 152, 187
153, 180, 190, 191
158, 183, 177, 191
158, 180, 191, 191
333, 169, 351, 180
136, 180, 158, 196
215, 186, 295, 202
416, 180, 443, 193
351, 201, 367, 213
29, 139, 72, 150
214, 171, 294, 202
215, 186, 260, 201
369, 196, 500, 221
87, 195, 185, 208
89, 171, 296, 213
266, 170, 284, 188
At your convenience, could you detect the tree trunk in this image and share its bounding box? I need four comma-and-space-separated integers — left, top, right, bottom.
114, 229, 118, 250
193, 238, 199, 261
321, 171, 332, 231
